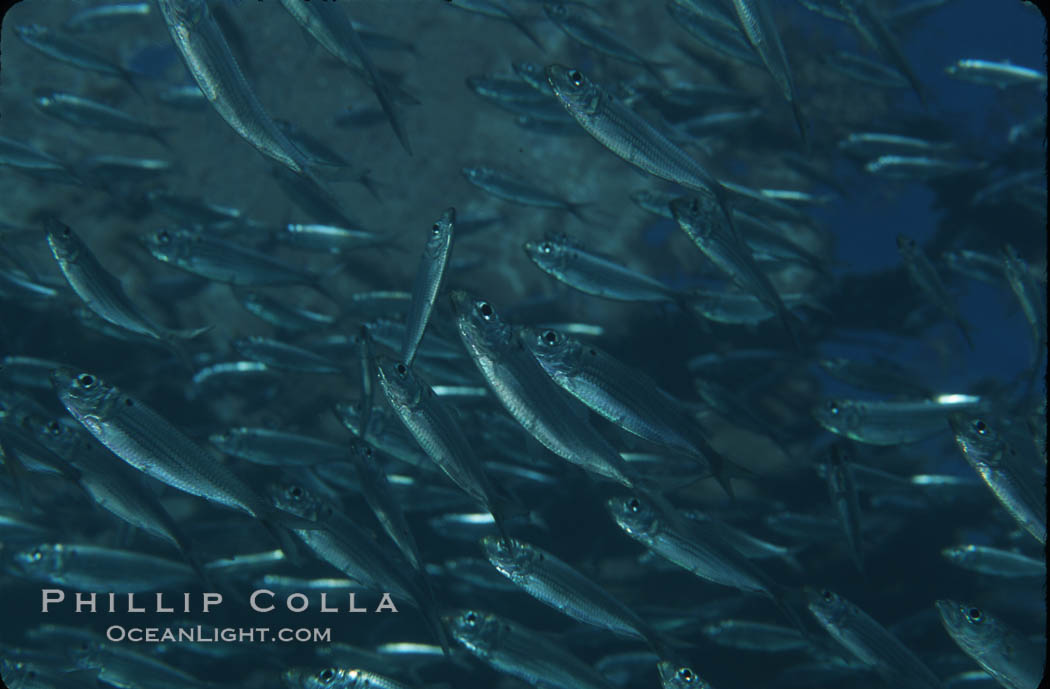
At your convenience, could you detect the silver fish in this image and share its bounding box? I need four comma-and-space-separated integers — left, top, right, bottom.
481, 535, 662, 646
730, 0, 806, 140
825, 443, 865, 573
63, 2, 152, 33
462, 166, 590, 218
897, 234, 974, 348
544, 2, 665, 82
446, 609, 616, 689
940, 545, 1045, 578
945, 59, 1047, 89
805, 588, 943, 689
450, 290, 635, 488
375, 356, 508, 539
33, 89, 170, 148
14, 24, 140, 94
278, 0, 412, 154
209, 427, 348, 466
11, 543, 195, 593
813, 397, 981, 446
50, 368, 311, 534
282, 667, 414, 689
948, 414, 1046, 545
445, 0, 543, 49
45, 219, 205, 344
935, 600, 1045, 689
403, 208, 455, 367
546, 65, 724, 202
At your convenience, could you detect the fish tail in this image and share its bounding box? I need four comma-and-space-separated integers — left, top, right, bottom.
790, 99, 809, 150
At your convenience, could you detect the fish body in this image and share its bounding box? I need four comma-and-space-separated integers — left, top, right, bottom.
948, 414, 1046, 544
940, 545, 1045, 578
546, 65, 722, 199
544, 3, 664, 82
210, 428, 347, 466
14, 24, 140, 93
446, 610, 616, 689
450, 291, 635, 487
946, 59, 1047, 89
935, 601, 1045, 689
156, 0, 322, 176
462, 166, 589, 217
482, 535, 658, 643
825, 443, 864, 572
671, 195, 799, 345
11, 543, 195, 592
63, 2, 152, 33
349, 441, 425, 573
897, 234, 974, 348
283, 667, 413, 689
806, 588, 943, 689
403, 208, 455, 367
813, 397, 981, 445
33, 90, 170, 147
524, 233, 679, 302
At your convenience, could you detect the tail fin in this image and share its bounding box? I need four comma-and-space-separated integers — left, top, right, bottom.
506, 13, 544, 51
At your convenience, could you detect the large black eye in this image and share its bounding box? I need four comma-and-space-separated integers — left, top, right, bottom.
395, 363, 407, 376
628, 498, 640, 512
62, 226, 72, 238
431, 223, 441, 236
289, 485, 302, 499
967, 607, 983, 623
77, 374, 95, 388
155, 230, 170, 244
464, 611, 477, 626
569, 70, 583, 87
973, 420, 987, 435
542, 330, 558, 346
540, 242, 552, 254
318, 668, 335, 683
821, 589, 833, 602
478, 302, 494, 319
827, 402, 840, 415
678, 668, 695, 683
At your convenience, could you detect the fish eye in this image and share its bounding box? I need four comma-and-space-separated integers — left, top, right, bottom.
540, 242, 553, 254
289, 485, 303, 499
569, 70, 583, 87
30, 549, 42, 562
478, 302, 494, 319
464, 611, 477, 626
155, 230, 171, 244
677, 668, 695, 683
821, 589, 833, 601
967, 607, 983, 623
973, 420, 987, 435
827, 402, 840, 415
431, 223, 441, 236
542, 330, 558, 346
77, 374, 95, 388
61, 225, 72, 238
395, 363, 408, 376
318, 668, 335, 683
628, 498, 641, 512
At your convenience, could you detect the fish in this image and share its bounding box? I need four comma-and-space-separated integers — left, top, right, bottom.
375, 356, 510, 540
836, 0, 926, 103
50, 368, 317, 540
658, 662, 717, 689
445, 0, 544, 50
730, 0, 807, 141
462, 166, 592, 218
63, 2, 152, 33
446, 609, 617, 689
277, 0, 412, 155
897, 234, 974, 349
140, 227, 343, 302
813, 397, 982, 446
945, 59, 1047, 89
935, 600, 1045, 689
155, 0, 337, 187
805, 588, 943, 689
948, 414, 1046, 545
824, 443, 865, 572
450, 290, 637, 488
402, 208, 455, 367
481, 535, 667, 649
33, 89, 172, 149
45, 218, 207, 345
671, 194, 801, 347
282, 667, 414, 689
543, 2, 666, 83
13, 24, 141, 94
11, 543, 196, 593
209, 427, 348, 466
522, 325, 746, 496
940, 545, 1045, 578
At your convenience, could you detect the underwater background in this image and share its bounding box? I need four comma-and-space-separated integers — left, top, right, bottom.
0, 0, 1045, 688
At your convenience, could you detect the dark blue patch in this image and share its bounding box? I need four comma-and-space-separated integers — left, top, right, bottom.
128, 45, 179, 79
642, 218, 673, 247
